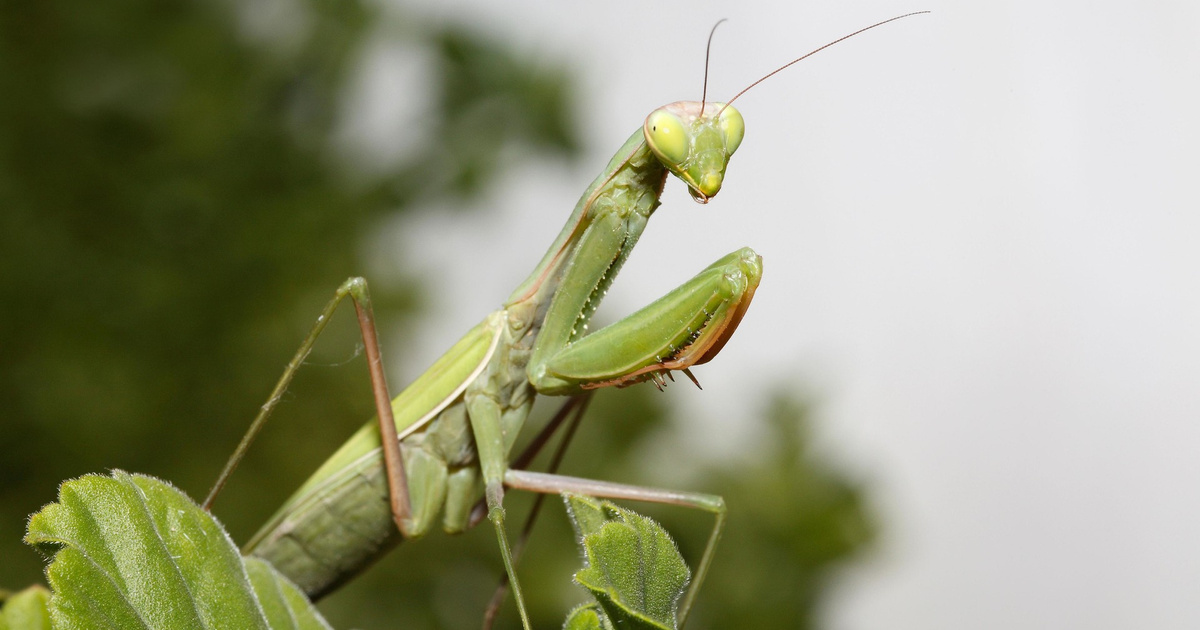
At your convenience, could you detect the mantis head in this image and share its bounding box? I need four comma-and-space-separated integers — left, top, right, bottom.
644, 101, 744, 204
643, 11, 927, 205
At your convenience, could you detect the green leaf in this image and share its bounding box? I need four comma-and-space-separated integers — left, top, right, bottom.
24, 471, 331, 630
564, 495, 690, 630
245, 558, 332, 630
561, 603, 609, 630
0, 585, 51, 630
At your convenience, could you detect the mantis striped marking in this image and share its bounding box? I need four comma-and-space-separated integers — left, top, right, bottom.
203, 11, 927, 628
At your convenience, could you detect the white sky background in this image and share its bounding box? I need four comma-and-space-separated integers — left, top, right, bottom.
342, 2, 1200, 628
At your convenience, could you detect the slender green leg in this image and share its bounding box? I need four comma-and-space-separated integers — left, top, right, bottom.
486, 507, 529, 629
503, 468, 726, 628
203, 277, 416, 536
482, 394, 593, 629
467, 391, 535, 630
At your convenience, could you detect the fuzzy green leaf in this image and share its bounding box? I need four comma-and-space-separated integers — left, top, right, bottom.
564, 495, 690, 630
0, 585, 51, 630
245, 558, 332, 630
24, 471, 330, 630
561, 603, 609, 630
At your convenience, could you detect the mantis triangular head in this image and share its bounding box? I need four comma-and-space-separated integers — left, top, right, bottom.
644, 101, 745, 204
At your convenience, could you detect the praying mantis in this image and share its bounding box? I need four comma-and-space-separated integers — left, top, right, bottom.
203, 12, 926, 629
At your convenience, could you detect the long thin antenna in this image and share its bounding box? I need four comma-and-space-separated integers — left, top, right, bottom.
700, 19, 728, 116
723, 11, 929, 110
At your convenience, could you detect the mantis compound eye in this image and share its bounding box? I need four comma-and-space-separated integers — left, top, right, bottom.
717, 104, 744, 155
645, 109, 690, 167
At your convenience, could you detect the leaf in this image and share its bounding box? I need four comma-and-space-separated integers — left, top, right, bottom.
0, 585, 51, 630
24, 471, 331, 630
244, 558, 332, 630
564, 495, 690, 630
561, 603, 609, 630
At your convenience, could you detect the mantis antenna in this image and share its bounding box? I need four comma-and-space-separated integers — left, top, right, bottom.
700, 18, 728, 115
719, 11, 930, 115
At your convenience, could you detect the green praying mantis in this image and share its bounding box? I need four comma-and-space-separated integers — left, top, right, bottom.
203, 12, 926, 629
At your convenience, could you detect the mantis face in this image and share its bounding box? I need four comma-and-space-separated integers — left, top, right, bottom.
644, 101, 745, 204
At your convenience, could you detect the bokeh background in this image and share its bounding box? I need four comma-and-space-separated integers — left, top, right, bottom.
3, 1, 1197, 629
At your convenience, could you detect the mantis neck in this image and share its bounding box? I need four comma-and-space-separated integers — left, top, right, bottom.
505, 129, 668, 315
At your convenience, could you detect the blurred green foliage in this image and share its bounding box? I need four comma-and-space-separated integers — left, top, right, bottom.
0, 1, 876, 628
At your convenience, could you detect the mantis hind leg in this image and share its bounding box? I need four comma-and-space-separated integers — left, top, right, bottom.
203, 277, 416, 535
502, 468, 726, 629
